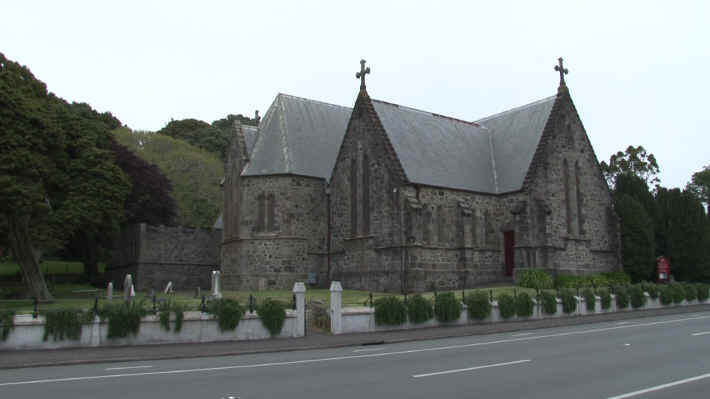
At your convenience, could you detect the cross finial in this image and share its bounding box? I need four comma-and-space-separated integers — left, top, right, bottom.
554, 57, 569, 86
356, 59, 370, 90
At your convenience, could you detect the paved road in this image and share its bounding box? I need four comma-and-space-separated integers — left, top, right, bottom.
2, 311, 710, 399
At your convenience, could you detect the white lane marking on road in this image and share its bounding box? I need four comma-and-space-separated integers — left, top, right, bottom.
104, 366, 153, 371
353, 347, 386, 352
511, 332, 533, 337
606, 372, 710, 399
1, 314, 708, 387
413, 359, 531, 378
624, 343, 631, 346
616, 322, 629, 325
691, 331, 710, 336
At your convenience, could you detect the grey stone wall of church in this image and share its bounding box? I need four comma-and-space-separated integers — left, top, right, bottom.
108, 224, 221, 291
518, 89, 619, 276
221, 175, 328, 290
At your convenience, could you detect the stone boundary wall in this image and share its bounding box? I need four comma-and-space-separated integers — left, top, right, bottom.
0, 284, 307, 351
329, 283, 710, 334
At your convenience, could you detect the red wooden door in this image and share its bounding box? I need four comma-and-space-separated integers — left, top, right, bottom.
504, 231, 515, 277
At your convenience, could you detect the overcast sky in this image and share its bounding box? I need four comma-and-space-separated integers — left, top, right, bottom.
3, 0, 707, 189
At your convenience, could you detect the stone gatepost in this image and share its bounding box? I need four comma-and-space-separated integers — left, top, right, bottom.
293, 282, 306, 337
330, 281, 343, 335
106, 282, 113, 301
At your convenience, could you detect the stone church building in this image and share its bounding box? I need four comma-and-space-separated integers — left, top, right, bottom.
219, 59, 621, 293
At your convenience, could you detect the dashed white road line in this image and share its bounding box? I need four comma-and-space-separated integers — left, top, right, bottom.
104, 366, 153, 371
607, 372, 710, 399
1, 314, 708, 387
511, 332, 534, 337
413, 359, 531, 378
691, 331, 710, 336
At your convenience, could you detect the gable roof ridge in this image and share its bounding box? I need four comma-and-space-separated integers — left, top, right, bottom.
485, 126, 500, 193
371, 98, 481, 127
277, 92, 352, 112
276, 94, 292, 173
476, 95, 556, 124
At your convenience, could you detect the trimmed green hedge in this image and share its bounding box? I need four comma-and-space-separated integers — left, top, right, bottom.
540, 291, 557, 315
465, 291, 491, 320
407, 295, 433, 324
641, 282, 659, 299
670, 283, 685, 304
100, 300, 148, 339
682, 283, 697, 302
374, 296, 407, 326
582, 288, 596, 311
559, 289, 577, 314
659, 285, 674, 305
599, 288, 612, 310
497, 293, 516, 319
629, 285, 647, 309
0, 310, 14, 341
697, 283, 710, 302
434, 292, 462, 323
207, 298, 244, 332
257, 298, 287, 336
515, 292, 535, 318
516, 269, 553, 291
159, 300, 185, 333
615, 286, 630, 309
44, 309, 92, 342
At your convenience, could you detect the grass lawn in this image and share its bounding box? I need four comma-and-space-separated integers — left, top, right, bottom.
0, 284, 542, 316
0, 260, 105, 276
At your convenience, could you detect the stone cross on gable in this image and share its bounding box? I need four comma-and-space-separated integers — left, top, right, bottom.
554, 57, 569, 85
356, 59, 370, 90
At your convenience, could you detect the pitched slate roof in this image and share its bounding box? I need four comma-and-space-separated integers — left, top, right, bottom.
240, 91, 557, 194
241, 94, 352, 178
371, 100, 495, 192
476, 96, 556, 193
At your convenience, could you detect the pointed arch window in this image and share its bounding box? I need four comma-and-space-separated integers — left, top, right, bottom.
350, 157, 358, 236
563, 159, 573, 235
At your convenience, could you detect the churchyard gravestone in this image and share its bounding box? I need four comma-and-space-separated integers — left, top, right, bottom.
211, 270, 222, 299
107, 281, 113, 301
123, 274, 133, 300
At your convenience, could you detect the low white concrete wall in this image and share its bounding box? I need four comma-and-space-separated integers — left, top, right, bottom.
334, 291, 710, 335
0, 310, 300, 351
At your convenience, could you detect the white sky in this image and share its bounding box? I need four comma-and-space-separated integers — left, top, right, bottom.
2, 0, 708, 189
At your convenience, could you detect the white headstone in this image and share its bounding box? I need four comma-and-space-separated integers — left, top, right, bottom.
164, 281, 173, 294
129, 284, 136, 298
211, 270, 222, 299
123, 274, 133, 300
107, 282, 113, 301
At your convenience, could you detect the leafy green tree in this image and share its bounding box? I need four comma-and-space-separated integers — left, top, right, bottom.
654, 187, 710, 282
686, 165, 710, 215
600, 145, 660, 188
113, 128, 223, 228
0, 53, 130, 300
615, 194, 655, 282
614, 173, 655, 216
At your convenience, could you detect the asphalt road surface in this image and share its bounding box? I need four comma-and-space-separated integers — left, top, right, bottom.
2, 311, 710, 399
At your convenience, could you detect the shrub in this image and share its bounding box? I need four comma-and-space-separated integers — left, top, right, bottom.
554, 275, 580, 289
407, 295, 433, 324
44, 309, 92, 342
0, 310, 14, 341
257, 298, 287, 336
559, 289, 577, 314
682, 283, 697, 302
589, 275, 609, 290
615, 286, 630, 309
515, 292, 535, 318
670, 283, 685, 304
659, 285, 674, 305
540, 291, 558, 315
601, 272, 632, 287
641, 282, 659, 299
465, 291, 491, 320
697, 283, 710, 302
629, 285, 647, 309
582, 288, 596, 311
374, 296, 407, 326
158, 300, 185, 333
516, 269, 553, 292
599, 288, 612, 310
101, 300, 148, 339
497, 293, 516, 319
207, 298, 244, 332
434, 292, 462, 323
